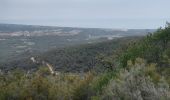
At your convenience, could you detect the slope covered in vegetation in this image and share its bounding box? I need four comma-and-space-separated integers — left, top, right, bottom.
97, 23, 170, 99
0, 24, 170, 100
1, 37, 139, 72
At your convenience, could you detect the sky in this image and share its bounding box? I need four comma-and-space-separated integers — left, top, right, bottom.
0, 0, 170, 29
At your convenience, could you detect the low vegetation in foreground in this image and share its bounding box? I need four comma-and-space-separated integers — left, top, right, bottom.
0, 23, 170, 100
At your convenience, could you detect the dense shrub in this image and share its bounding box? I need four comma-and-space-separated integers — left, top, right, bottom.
102, 58, 170, 100
0, 68, 95, 100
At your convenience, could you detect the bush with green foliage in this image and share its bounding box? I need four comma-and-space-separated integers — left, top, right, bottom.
0, 67, 99, 100
102, 58, 170, 100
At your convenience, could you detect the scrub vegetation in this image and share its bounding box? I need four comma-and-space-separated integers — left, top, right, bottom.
0, 23, 170, 100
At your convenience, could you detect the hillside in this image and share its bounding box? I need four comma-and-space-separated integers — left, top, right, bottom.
39, 36, 141, 72
0, 36, 141, 72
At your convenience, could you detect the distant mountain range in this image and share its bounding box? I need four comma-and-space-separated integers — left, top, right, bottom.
0, 23, 156, 37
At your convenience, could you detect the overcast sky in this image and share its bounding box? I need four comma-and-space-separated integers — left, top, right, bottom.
0, 0, 170, 29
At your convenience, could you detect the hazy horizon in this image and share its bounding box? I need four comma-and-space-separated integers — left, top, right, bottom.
1, 0, 170, 29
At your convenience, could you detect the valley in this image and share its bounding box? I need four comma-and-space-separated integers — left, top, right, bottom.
0, 24, 155, 66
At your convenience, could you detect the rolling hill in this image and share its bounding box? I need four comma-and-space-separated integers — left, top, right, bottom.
0, 36, 141, 72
